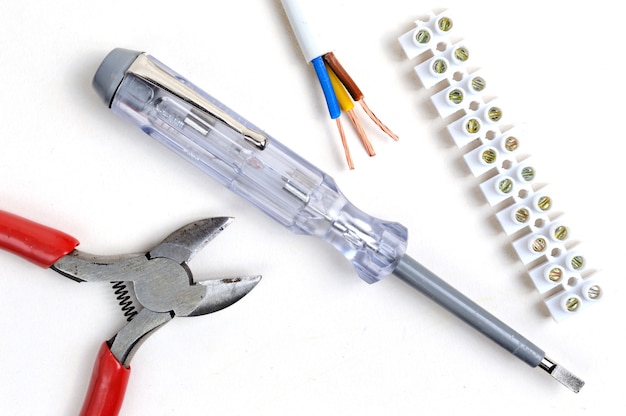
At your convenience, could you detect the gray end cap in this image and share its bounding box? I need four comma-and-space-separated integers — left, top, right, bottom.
93, 48, 142, 107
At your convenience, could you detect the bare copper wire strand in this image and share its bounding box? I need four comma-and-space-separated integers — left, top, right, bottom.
324, 52, 399, 141
335, 118, 354, 170
347, 110, 375, 156
359, 100, 399, 141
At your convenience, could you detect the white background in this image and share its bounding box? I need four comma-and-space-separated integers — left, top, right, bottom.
0, 1, 622, 415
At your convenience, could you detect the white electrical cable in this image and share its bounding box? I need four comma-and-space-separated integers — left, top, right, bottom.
280, 0, 332, 62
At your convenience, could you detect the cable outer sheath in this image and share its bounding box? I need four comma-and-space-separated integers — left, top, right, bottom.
0, 210, 79, 268
79, 342, 131, 416
393, 254, 545, 367
280, 0, 332, 62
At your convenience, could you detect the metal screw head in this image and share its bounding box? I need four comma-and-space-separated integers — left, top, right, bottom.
487, 106, 503, 122
537, 196, 552, 211
432, 59, 448, 74
520, 166, 535, 182
415, 29, 431, 44
571, 255, 585, 270
470, 76, 486, 92
481, 148, 497, 164
514, 207, 530, 223
498, 178, 514, 194
587, 285, 601, 299
438, 17, 453, 32
531, 237, 547, 253
454, 47, 469, 62
548, 267, 563, 282
504, 136, 519, 152
565, 297, 580, 312
465, 118, 480, 134
554, 225, 569, 241
448, 88, 464, 104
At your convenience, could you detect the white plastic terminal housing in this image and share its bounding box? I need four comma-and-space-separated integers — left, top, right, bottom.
413, 42, 470, 89
398, 10, 602, 321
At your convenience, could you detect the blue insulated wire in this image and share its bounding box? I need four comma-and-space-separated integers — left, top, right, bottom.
311, 56, 341, 119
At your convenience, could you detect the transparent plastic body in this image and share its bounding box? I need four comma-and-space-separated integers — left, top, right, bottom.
108, 54, 407, 283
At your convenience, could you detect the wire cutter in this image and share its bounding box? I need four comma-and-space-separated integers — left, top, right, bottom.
0, 210, 261, 416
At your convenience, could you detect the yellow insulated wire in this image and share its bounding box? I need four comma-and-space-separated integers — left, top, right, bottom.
327, 65, 375, 156
328, 64, 354, 112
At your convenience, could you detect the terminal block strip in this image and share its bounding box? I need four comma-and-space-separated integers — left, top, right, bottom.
398, 11, 602, 322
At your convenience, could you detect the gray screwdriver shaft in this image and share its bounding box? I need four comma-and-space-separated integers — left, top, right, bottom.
393, 254, 545, 367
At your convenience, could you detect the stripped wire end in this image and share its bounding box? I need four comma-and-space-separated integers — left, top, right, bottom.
347, 110, 375, 156
359, 99, 399, 141
323, 52, 399, 141
336, 118, 354, 170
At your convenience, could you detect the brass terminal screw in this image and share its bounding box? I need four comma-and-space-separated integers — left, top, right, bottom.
448, 88, 464, 104
565, 297, 581, 312
471, 76, 486, 93
537, 196, 552, 211
498, 178, 514, 194
465, 118, 480, 134
432, 59, 448, 74
504, 136, 519, 152
520, 166, 535, 182
481, 148, 497, 164
415, 29, 431, 44
487, 106, 503, 122
531, 237, 547, 253
587, 285, 601, 300
454, 47, 469, 62
554, 225, 569, 241
548, 267, 563, 282
571, 255, 585, 270
438, 17, 453, 32
514, 207, 530, 224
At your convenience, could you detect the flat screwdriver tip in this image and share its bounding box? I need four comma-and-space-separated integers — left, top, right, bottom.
539, 357, 585, 393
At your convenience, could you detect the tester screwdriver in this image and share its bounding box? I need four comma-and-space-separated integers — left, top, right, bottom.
92, 48, 584, 393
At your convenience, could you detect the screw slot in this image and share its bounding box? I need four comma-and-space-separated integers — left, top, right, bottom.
465, 117, 481, 134
536, 195, 552, 212
587, 285, 601, 300
503, 136, 519, 152
513, 207, 530, 224
546, 266, 563, 283
454, 47, 469, 63
565, 296, 581, 312
448, 88, 464, 105
530, 237, 547, 253
553, 225, 569, 241
432, 58, 448, 74
497, 177, 514, 194
487, 106, 502, 122
570, 255, 585, 271
437, 17, 453, 32
414, 29, 431, 45
519, 166, 535, 182
481, 148, 497, 164
469, 76, 486, 93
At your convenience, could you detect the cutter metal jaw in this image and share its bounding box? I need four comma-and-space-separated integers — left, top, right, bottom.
51, 216, 261, 365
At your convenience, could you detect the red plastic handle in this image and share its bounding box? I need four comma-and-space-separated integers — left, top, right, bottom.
0, 210, 79, 268
80, 342, 131, 416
